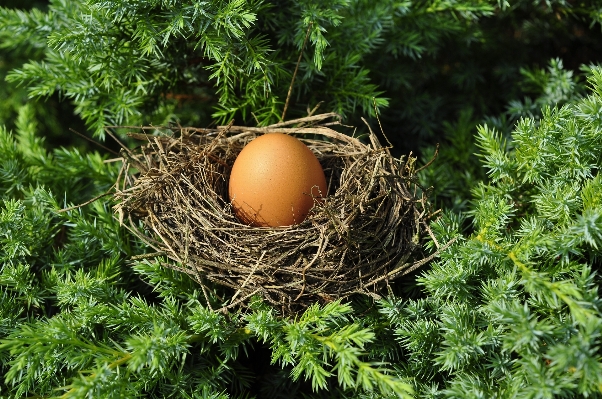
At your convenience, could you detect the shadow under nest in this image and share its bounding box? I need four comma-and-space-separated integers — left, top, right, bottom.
113, 113, 437, 315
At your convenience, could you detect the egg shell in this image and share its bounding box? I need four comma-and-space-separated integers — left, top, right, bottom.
228, 133, 327, 227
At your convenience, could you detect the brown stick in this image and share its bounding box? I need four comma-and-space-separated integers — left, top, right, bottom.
281, 22, 313, 122
70, 128, 120, 155
57, 190, 115, 213
104, 127, 137, 160
415, 143, 440, 173
267, 112, 340, 129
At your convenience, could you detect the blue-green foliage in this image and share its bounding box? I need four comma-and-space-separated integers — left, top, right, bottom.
3, 0, 602, 157
2, 0, 282, 134
419, 58, 590, 214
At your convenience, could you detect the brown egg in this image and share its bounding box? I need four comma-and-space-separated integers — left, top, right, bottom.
228, 133, 327, 227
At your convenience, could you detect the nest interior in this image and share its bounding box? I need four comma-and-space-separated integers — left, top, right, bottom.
114, 114, 435, 314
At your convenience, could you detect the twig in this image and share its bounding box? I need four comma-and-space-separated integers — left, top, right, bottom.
129, 252, 166, 261
281, 22, 313, 122
294, 230, 327, 301
57, 190, 115, 213
230, 251, 265, 303
70, 128, 120, 155
372, 98, 393, 148
214, 125, 358, 145
266, 112, 340, 129
103, 157, 124, 163
423, 220, 440, 249
218, 289, 262, 313
415, 143, 440, 173
104, 127, 137, 160
307, 102, 324, 118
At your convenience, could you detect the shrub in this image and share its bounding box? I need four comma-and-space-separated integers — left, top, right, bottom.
1, 1, 602, 398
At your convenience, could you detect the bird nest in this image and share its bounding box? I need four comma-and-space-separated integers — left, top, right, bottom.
113, 113, 439, 314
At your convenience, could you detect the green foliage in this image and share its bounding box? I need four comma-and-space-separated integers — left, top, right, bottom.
387, 67, 602, 397
419, 58, 590, 213
247, 301, 413, 397
0, 0, 90, 151
6, 0, 601, 143
3, 69, 602, 396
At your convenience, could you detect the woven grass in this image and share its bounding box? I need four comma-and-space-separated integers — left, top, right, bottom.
113, 113, 438, 314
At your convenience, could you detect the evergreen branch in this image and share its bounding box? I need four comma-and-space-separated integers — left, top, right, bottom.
313, 324, 414, 398
508, 251, 596, 326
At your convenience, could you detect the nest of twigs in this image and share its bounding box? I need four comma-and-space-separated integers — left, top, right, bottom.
113, 113, 438, 314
